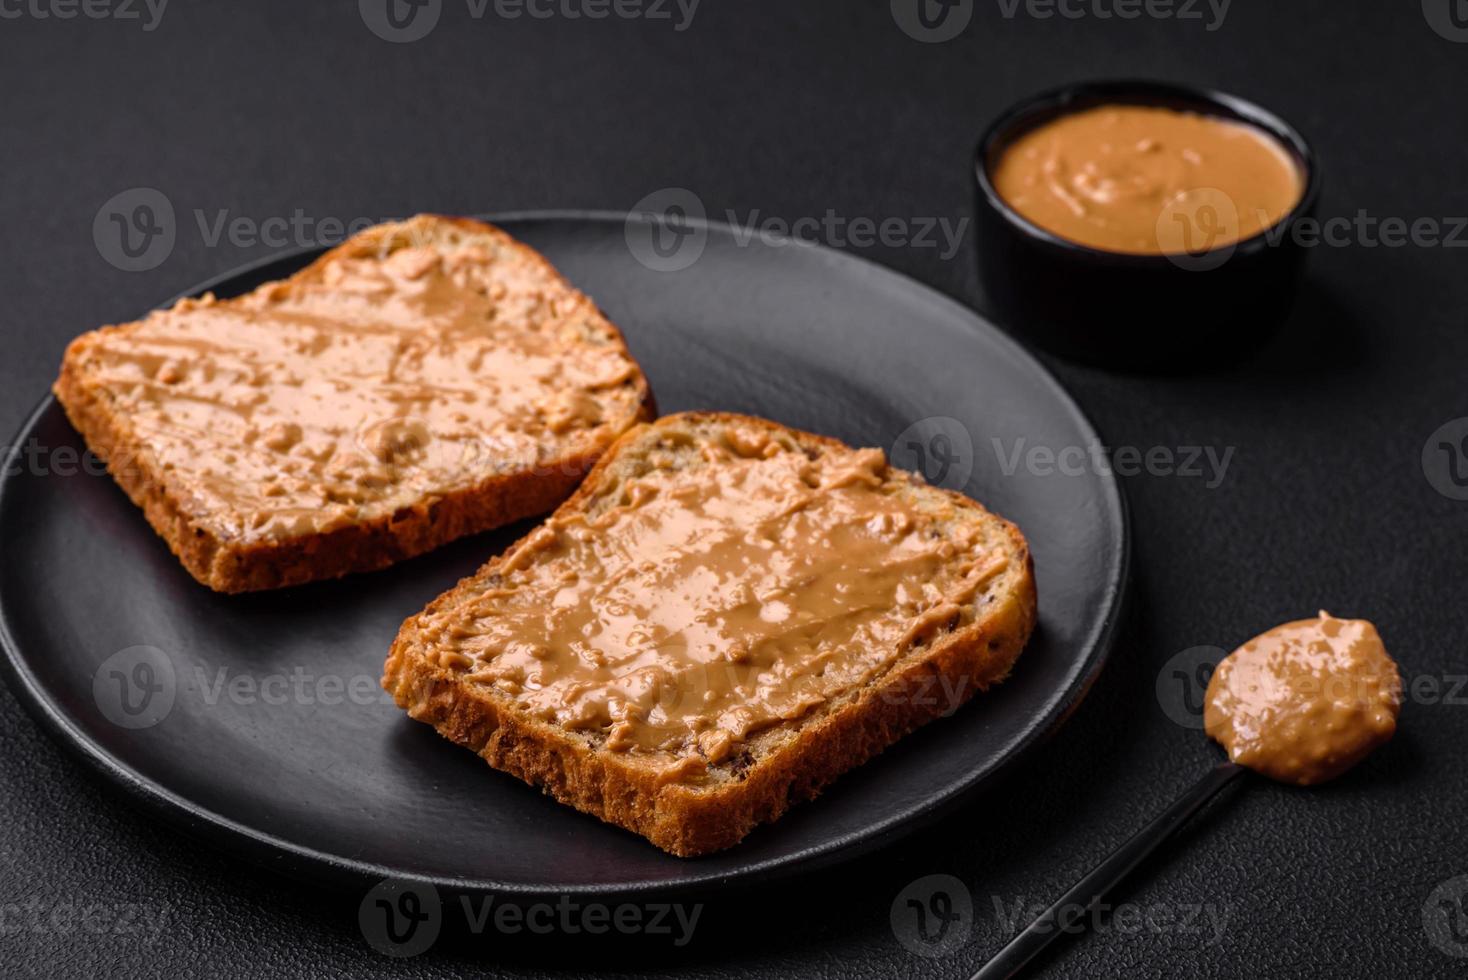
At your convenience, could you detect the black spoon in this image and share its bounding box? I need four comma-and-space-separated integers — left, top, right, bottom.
972, 612, 1402, 978
969, 762, 1247, 979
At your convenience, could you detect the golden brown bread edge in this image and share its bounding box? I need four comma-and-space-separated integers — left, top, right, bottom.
382, 412, 1038, 857
52, 215, 656, 593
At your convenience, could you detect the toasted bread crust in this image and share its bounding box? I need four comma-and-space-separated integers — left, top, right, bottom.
53, 215, 655, 593
383, 412, 1037, 856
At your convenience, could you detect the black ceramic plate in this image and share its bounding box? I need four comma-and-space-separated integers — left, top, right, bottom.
0, 212, 1127, 898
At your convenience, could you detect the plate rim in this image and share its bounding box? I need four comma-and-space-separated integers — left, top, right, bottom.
0, 209, 1130, 899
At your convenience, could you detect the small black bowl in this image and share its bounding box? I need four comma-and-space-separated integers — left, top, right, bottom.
974, 80, 1320, 372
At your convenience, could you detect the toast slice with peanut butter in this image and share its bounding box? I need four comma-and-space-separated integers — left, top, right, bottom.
54, 215, 655, 592
383, 412, 1036, 856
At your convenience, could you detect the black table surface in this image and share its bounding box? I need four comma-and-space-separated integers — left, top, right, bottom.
2, 2, 1465, 978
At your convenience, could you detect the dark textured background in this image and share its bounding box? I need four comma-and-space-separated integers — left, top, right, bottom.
2, 1, 1466, 977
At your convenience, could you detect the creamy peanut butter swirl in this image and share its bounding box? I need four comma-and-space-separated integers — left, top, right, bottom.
421, 429, 1005, 781
72, 226, 643, 542
1205, 612, 1402, 785
991, 104, 1302, 254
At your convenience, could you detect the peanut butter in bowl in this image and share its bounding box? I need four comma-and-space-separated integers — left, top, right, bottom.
973, 82, 1320, 369
990, 103, 1304, 255
1204, 612, 1403, 786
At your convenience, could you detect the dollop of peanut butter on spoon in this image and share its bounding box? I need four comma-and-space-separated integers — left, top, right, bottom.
974, 612, 1404, 978
1204, 611, 1403, 785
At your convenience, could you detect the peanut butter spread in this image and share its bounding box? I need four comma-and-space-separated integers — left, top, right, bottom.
1205, 612, 1402, 786
418, 428, 1006, 782
991, 104, 1302, 254
72, 230, 643, 543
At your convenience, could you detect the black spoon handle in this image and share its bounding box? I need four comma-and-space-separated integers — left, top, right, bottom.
970, 761, 1248, 980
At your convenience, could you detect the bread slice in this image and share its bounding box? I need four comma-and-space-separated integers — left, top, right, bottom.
383, 412, 1036, 856
54, 215, 655, 592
